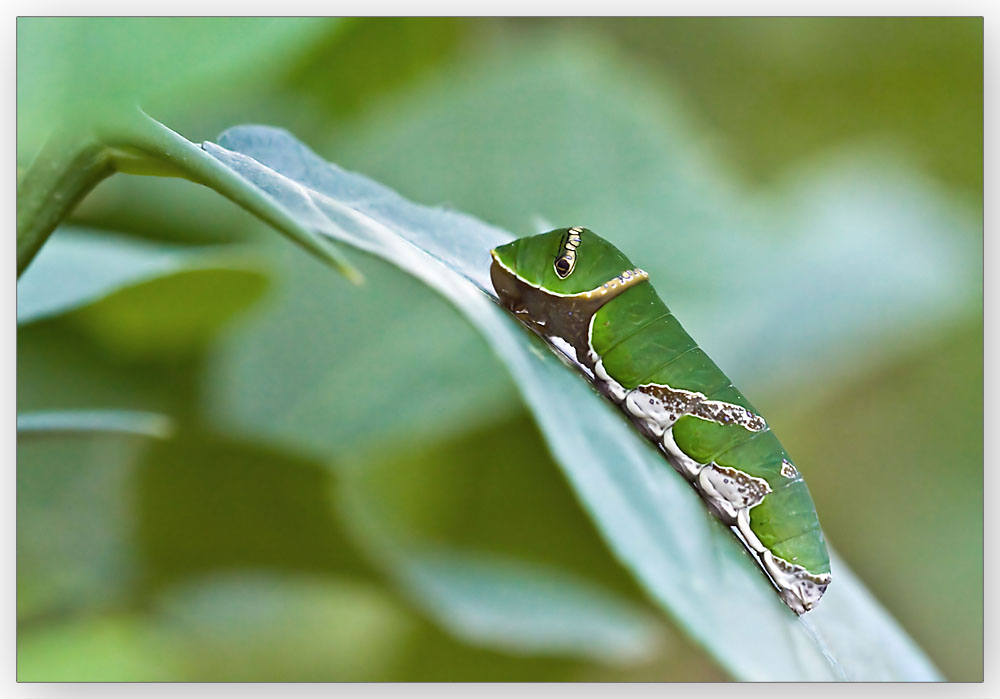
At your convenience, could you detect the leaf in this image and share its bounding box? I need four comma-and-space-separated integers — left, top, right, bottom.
779, 322, 983, 681
343, 410, 658, 601
27, 570, 615, 682
130, 432, 680, 679
17, 615, 181, 682
204, 245, 520, 457
138, 422, 669, 668
17, 312, 204, 420
339, 483, 663, 665
16, 18, 338, 161
17, 226, 258, 323
151, 573, 415, 682
66, 268, 268, 360
334, 410, 712, 671
132, 432, 377, 591
15, 19, 367, 284
17, 424, 687, 681
365, 546, 664, 665
196, 124, 943, 680
16, 574, 411, 682
18, 425, 154, 622
17, 227, 269, 359
17, 410, 174, 440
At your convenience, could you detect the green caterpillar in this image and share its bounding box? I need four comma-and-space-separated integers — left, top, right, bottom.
490, 227, 831, 614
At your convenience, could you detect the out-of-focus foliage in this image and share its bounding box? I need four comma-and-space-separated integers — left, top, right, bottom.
16, 17, 334, 162
777, 323, 983, 679
340, 415, 670, 666
568, 17, 984, 199
17, 17, 982, 681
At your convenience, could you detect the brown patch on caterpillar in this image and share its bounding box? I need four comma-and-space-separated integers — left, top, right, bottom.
626, 383, 704, 427
626, 383, 766, 434
690, 399, 766, 432
490, 254, 649, 373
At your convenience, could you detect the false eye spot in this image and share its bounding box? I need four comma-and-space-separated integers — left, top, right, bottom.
554, 258, 572, 278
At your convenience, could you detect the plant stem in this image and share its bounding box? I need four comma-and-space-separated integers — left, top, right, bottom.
16, 130, 114, 277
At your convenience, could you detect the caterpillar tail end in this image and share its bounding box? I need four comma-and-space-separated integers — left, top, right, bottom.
762, 550, 832, 615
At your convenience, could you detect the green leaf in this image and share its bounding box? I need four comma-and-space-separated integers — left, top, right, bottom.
17, 227, 270, 359
340, 488, 663, 665
194, 124, 943, 680
66, 268, 269, 360
27, 570, 617, 682
136, 418, 670, 668
17, 615, 181, 682
366, 546, 663, 665
151, 573, 415, 682
132, 433, 377, 590
115, 113, 364, 284
334, 410, 707, 669
17, 425, 688, 681
18, 428, 153, 622
16, 109, 362, 281
17, 227, 253, 323
17, 410, 174, 440
204, 247, 520, 457
779, 322, 983, 681
16, 19, 363, 281
131, 432, 666, 679
16, 18, 338, 161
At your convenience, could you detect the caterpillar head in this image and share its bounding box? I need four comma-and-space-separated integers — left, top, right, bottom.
490, 227, 633, 296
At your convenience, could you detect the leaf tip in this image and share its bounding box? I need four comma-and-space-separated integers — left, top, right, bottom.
340, 262, 365, 286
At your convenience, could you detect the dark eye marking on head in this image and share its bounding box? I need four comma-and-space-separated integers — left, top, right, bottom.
554, 226, 583, 278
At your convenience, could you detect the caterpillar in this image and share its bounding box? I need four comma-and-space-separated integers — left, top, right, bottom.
490, 227, 831, 614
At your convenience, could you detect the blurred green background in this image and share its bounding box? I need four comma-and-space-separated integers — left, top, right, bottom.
16, 17, 982, 681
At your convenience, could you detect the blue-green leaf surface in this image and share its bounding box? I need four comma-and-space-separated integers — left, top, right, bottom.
17, 227, 267, 325
338, 480, 663, 665
17, 410, 175, 440
17, 227, 270, 360
199, 124, 942, 681
17, 228, 194, 324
